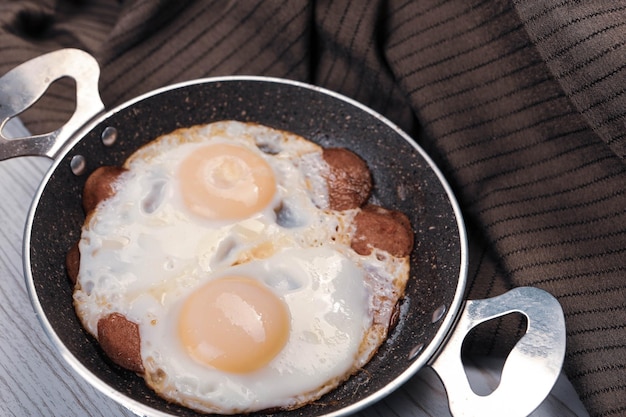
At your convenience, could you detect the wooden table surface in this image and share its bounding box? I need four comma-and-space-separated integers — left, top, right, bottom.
0, 118, 589, 417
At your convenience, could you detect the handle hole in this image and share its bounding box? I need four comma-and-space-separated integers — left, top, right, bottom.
0, 117, 29, 140
12, 76, 76, 136
461, 312, 528, 395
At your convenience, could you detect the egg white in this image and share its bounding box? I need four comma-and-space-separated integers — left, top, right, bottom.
132, 247, 369, 413
73, 121, 409, 414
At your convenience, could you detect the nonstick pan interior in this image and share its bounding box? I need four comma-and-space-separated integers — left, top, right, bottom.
25, 78, 465, 416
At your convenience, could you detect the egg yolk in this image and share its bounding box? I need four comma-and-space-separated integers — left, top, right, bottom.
178, 143, 276, 220
177, 276, 290, 373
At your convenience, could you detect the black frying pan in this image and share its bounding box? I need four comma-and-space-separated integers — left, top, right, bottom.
0, 49, 566, 417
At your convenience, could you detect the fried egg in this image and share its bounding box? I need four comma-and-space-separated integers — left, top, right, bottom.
73, 121, 410, 414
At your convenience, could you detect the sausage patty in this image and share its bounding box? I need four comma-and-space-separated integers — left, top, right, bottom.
351, 205, 414, 257
322, 148, 372, 211
97, 313, 144, 373
82, 166, 127, 213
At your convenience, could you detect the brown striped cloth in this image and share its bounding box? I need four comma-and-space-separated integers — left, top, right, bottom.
1, 1, 624, 416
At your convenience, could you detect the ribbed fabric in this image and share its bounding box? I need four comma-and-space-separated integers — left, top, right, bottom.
1, 1, 624, 416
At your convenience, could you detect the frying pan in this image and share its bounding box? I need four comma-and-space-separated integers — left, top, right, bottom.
0, 49, 566, 417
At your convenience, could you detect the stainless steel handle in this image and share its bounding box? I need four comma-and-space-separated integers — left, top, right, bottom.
430, 286, 566, 417
0, 48, 104, 161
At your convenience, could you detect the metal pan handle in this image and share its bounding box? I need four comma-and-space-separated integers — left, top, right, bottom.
430, 286, 566, 417
0, 48, 104, 161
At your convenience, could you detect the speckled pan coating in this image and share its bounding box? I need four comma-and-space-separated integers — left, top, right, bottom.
26, 78, 464, 417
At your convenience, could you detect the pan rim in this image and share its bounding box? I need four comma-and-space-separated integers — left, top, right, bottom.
22, 75, 469, 416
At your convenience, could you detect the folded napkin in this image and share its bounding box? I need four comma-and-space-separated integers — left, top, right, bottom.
1, 1, 624, 416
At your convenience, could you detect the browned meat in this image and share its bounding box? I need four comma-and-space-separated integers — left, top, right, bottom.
82, 166, 127, 213
97, 312, 144, 373
351, 205, 414, 257
322, 148, 372, 210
